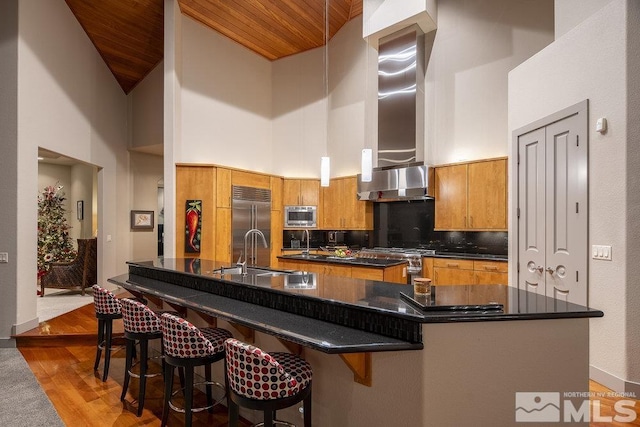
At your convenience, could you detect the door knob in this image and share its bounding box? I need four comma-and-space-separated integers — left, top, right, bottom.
546, 267, 555, 274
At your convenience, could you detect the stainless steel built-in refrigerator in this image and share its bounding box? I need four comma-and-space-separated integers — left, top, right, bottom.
232, 186, 271, 267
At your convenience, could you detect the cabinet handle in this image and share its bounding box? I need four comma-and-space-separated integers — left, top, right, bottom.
435, 271, 438, 282
470, 216, 473, 227
546, 267, 555, 275
446, 263, 459, 268
483, 266, 498, 271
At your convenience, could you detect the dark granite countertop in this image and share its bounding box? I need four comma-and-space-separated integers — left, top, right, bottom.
123, 259, 602, 322
278, 253, 406, 268
109, 274, 421, 354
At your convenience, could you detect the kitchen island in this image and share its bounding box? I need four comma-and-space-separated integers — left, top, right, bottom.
110, 258, 602, 426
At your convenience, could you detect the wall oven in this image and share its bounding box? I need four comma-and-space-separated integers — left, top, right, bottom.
284, 206, 317, 228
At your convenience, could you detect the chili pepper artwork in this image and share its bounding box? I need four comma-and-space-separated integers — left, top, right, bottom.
185, 200, 202, 253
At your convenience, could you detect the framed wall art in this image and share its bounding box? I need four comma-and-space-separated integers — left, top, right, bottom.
131, 210, 154, 230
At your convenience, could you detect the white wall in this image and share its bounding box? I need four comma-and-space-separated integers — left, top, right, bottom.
70, 163, 96, 239
0, 0, 19, 344
509, 0, 639, 391
130, 152, 164, 261
180, 15, 273, 172
555, 0, 613, 39
174, 0, 554, 179
272, 47, 327, 177
129, 61, 164, 154
12, 0, 130, 333
427, 0, 554, 165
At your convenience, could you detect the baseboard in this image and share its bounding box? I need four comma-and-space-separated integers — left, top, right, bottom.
590, 365, 640, 397
0, 338, 17, 348
12, 317, 40, 335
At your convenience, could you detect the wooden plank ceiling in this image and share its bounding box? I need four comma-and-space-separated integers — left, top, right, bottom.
66, 0, 362, 94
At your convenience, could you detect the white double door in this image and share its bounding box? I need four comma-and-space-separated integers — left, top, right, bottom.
516, 101, 588, 306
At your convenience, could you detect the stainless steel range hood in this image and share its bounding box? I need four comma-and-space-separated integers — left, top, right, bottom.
358, 25, 434, 201
357, 164, 433, 201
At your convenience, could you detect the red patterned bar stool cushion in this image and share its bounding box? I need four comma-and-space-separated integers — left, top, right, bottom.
119, 297, 169, 416
92, 284, 123, 382
224, 338, 313, 426
160, 313, 233, 427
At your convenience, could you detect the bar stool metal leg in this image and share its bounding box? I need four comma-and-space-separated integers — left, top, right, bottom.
103, 318, 114, 382
94, 318, 104, 371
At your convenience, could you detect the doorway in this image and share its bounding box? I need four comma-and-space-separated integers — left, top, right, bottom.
514, 100, 588, 306
37, 147, 99, 320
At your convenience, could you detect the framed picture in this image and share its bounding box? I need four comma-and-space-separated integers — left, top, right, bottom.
131, 210, 154, 230
77, 200, 84, 220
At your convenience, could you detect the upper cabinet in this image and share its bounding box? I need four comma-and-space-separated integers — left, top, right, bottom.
435, 158, 507, 231
321, 176, 372, 230
283, 179, 320, 206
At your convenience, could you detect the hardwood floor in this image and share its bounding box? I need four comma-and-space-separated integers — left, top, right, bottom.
16, 301, 640, 426
17, 302, 250, 426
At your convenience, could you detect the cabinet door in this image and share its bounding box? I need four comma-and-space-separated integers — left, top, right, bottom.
434, 268, 475, 286
217, 168, 232, 208
422, 257, 434, 279
434, 164, 468, 230
468, 159, 507, 230
323, 264, 352, 278
474, 260, 508, 285
215, 207, 232, 264
176, 166, 215, 259
342, 177, 373, 230
283, 179, 302, 206
352, 266, 383, 281
321, 180, 342, 229
299, 180, 320, 206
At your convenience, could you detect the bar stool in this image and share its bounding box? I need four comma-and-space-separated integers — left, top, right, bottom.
160, 313, 233, 427
224, 338, 313, 427
92, 284, 123, 382
119, 297, 170, 416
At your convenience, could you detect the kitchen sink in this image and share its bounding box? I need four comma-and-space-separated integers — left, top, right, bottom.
212, 266, 291, 276
296, 254, 322, 259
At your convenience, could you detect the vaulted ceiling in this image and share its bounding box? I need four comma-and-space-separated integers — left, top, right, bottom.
65, 0, 363, 94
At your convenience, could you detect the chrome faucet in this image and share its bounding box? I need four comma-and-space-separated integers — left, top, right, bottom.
301, 229, 310, 256
238, 228, 268, 275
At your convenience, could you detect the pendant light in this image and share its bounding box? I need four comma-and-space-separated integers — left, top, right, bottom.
361, 148, 373, 182
321, 156, 330, 187
320, 0, 330, 188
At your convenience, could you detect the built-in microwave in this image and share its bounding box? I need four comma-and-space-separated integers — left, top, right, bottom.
284, 206, 317, 228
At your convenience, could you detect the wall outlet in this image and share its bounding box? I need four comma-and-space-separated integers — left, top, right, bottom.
592, 245, 612, 261
0, 252, 8, 263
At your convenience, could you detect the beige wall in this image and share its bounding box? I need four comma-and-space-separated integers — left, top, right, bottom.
555, 0, 614, 38
130, 152, 164, 261
9, 0, 131, 336
129, 60, 164, 155
509, 0, 639, 392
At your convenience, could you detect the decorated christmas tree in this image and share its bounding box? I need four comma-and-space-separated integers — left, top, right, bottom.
37, 184, 76, 278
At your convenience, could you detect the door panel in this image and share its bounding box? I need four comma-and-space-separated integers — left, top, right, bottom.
516, 103, 588, 306
545, 114, 587, 306
517, 128, 546, 297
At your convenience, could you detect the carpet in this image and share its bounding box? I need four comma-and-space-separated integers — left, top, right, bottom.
0, 348, 64, 426
37, 288, 95, 322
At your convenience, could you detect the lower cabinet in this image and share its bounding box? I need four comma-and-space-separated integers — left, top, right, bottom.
423, 257, 508, 285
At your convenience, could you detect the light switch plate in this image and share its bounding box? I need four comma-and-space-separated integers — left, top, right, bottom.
592, 245, 612, 260
0, 252, 8, 263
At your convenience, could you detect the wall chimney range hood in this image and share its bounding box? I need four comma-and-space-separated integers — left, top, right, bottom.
358, 24, 434, 201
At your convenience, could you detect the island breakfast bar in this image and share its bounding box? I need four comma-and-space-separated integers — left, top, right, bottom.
109, 258, 603, 426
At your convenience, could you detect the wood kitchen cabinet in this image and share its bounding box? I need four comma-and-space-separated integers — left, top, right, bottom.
424, 257, 508, 286
434, 158, 507, 231
321, 176, 372, 230
283, 179, 320, 206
